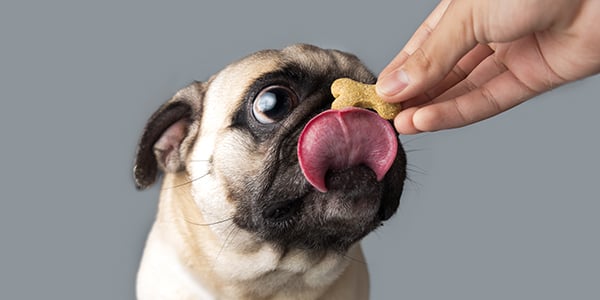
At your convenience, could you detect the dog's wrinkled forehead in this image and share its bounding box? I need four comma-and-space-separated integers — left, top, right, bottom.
279, 44, 373, 80
202, 44, 374, 128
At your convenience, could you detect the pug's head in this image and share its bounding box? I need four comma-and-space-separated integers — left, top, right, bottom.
134, 44, 406, 254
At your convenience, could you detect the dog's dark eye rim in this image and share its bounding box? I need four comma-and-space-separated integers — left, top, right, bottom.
251, 85, 299, 124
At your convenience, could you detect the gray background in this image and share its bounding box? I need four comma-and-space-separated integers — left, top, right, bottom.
1, 0, 598, 299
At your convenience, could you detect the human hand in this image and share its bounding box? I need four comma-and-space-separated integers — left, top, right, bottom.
376, 0, 600, 134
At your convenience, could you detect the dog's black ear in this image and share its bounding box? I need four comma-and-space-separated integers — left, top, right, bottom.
134, 82, 205, 190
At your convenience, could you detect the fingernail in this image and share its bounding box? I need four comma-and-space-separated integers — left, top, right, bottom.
377, 69, 410, 96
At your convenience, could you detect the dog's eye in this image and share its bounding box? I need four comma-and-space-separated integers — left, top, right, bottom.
252, 86, 298, 124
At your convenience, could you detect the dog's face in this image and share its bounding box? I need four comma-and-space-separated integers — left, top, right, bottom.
134, 44, 406, 254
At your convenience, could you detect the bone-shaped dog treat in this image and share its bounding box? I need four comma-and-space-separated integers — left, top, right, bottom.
331, 78, 401, 120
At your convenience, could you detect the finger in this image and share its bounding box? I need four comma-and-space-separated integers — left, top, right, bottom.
379, 0, 453, 79
399, 47, 508, 132
393, 106, 422, 135
410, 70, 539, 132
403, 0, 453, 55
433, 48, 507, 102
377, 0, 480, 103
399, 44, 494, 109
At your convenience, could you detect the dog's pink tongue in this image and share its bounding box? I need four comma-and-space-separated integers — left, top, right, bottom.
298, 107, 398, 192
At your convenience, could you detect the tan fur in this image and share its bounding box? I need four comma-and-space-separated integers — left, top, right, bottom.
136, 45, 375, 299
137, 173, 370, 299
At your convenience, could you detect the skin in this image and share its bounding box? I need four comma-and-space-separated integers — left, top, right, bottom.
376, 0, 600, 134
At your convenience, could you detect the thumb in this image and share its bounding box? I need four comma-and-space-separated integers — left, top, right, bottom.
377, 0, 479, 103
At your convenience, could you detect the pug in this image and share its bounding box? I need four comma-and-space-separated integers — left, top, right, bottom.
133, 44, 406, 300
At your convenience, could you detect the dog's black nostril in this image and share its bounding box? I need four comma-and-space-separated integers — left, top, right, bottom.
263, 199, 302, 222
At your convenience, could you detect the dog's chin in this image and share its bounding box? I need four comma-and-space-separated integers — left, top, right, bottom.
320, 165, 385, 221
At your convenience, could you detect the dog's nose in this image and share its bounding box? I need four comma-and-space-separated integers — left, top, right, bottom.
297, 107, 398, 192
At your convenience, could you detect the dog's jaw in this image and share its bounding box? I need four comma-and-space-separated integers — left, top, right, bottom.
137, 172, 369, 300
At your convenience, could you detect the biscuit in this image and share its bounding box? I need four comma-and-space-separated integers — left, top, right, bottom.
331, 78, 401, 120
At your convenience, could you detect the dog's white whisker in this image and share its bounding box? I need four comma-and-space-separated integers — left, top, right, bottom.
404, 148, 427, 154
161, 173, 210, 190
211, 224, 239, 270
407, 163, 427, 176
339, 253, 368, 266
184, 217, 234, 227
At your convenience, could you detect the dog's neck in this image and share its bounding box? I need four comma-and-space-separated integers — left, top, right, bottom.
137, 173, 369, 300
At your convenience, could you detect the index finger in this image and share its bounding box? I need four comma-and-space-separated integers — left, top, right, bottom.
378, 0, 481, 104
379, 0, 453, 79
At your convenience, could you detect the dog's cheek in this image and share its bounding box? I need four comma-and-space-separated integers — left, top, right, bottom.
212, 131, 269, 199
